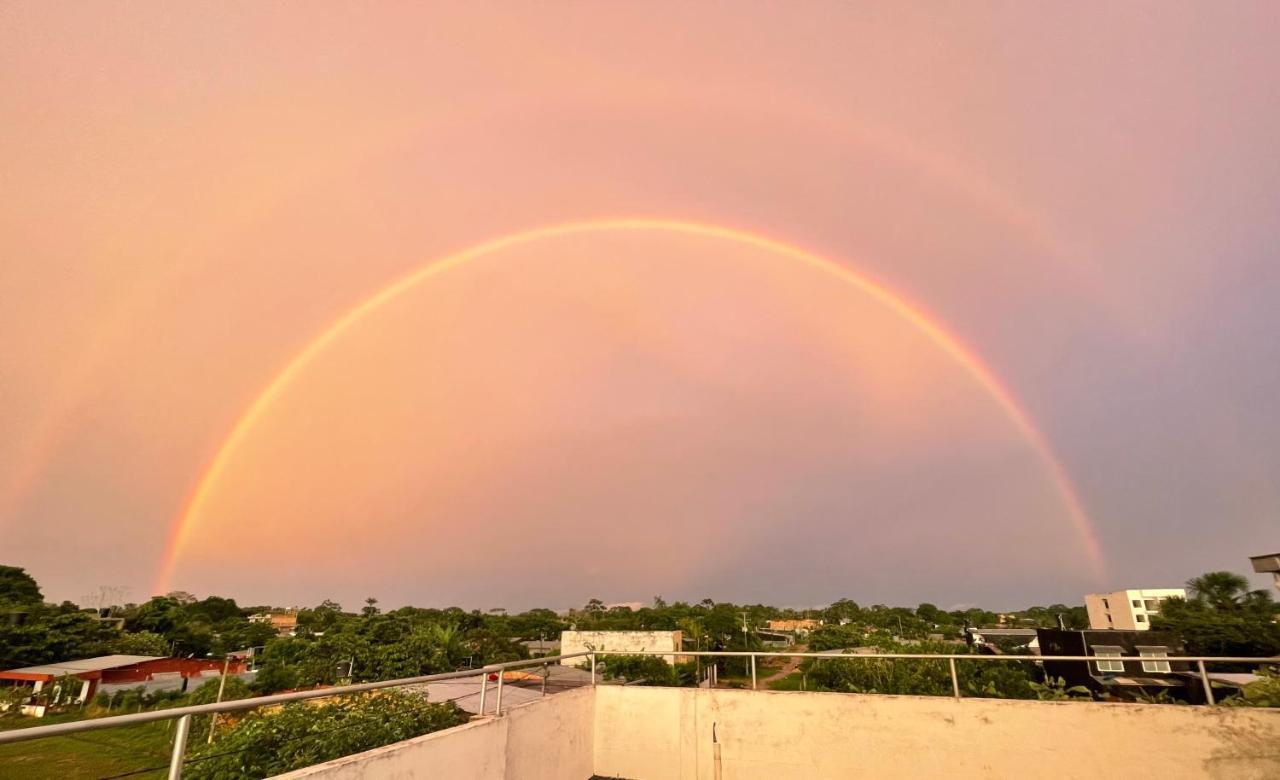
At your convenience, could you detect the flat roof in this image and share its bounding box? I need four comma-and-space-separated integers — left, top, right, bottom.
1, 655, 163, 677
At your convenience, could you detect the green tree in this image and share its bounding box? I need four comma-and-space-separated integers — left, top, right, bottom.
1187, 571, 1253, 610
1151, 596, 1280, 657
110, 630, 171, 656
0, 565, 43, 606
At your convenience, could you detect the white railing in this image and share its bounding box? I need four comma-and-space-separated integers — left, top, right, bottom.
0, 649, 1274, 778
592, 649, 1279, 706
0, 651, 594, 778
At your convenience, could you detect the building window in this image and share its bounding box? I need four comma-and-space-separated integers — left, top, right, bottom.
1144, 599, 1160, 611
1093, 646, 1124, 673
1139, 647, 1170, 673
1132, 599, 1141, 608
1135, 614, 1146, 623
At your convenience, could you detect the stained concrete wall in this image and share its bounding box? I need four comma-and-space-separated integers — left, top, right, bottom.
278, 685, 1280, 779
560, 630, 684, 665
592, 687, 1280, 780
276, 686, 593, 780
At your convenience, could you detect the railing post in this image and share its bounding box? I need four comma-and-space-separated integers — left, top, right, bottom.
1197, 660, 1216, 705
750, 654, 757, 690
478, 672, 488, 715
948, 658, 960, 700
167, 714, 191, 780
590, 652, 597, 686
541, 662, 548, 696
495, 671, 504, 715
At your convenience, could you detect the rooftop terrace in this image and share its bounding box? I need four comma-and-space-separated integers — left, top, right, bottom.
2, 651, 1276, 778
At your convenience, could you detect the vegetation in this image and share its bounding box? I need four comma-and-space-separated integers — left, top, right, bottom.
599, 655, 697, 686
0, 710, 172, 779
1151, 571, 1280, 657
1219, 667, 1280, 708
183, 691, 468, 779
801, 640, 1041, 700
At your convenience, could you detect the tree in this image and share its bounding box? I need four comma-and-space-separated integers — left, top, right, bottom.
1151, 596, 1280, 657
110, 630, 171, 656
915, 603, 944, 624
362, 597, 380, 618
0, 565, 43, 606
1187, 571, 1252, 610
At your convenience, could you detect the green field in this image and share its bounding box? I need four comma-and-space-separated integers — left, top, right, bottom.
0, 712, 173, 780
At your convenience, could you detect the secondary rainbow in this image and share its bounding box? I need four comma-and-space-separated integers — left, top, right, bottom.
154, 218, 1106, 592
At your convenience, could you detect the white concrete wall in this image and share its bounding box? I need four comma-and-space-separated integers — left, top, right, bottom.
560, 630, 683, 665
593, 687, 1280, 780
278, 684, 1280, 779
1086, 588, 1185, 629
276, 687, 594, 780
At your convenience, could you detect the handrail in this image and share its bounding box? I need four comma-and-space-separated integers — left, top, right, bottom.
590, 649, 1278, 707
0, 651, 592, 746
590, 650, 1279, 662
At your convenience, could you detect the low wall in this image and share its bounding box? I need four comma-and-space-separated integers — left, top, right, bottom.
277, 686, 593, 780
592, 687, 1280, 780
560, 630, 684, 665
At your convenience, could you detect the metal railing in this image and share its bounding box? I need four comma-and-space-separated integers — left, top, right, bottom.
591, 649, 1279, 707
0, 651, 594, 779
0, 649, 1274, 778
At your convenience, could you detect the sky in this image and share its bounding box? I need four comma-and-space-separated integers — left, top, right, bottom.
2, 2, 1277, 611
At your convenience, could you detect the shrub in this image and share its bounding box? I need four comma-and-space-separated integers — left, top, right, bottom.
186, 691, 468, 778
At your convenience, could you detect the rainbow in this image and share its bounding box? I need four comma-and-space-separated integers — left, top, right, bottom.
154, 218, 1106, 592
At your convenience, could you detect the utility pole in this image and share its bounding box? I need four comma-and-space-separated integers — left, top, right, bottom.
207, 655, 232, 744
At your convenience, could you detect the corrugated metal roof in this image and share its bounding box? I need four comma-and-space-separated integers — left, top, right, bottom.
1, 655, 164, 677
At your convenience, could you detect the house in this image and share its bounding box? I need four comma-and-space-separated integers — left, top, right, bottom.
766, 619, 821, 636
1251, 553, 1280, 592
1034, 628, 1205, 702
249, 611, 299, 636
1083, 588, 1185, 630
0, 655, 246, 713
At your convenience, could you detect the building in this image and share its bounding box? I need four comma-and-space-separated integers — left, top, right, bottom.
0, 655, 246, 711
766, 618, 821, 635
1084, 588, 1185, 630
1035, 627, 1202, 702
249, 611, 299, 636
558, 630, 683, 665
1251, 553, 1280, 592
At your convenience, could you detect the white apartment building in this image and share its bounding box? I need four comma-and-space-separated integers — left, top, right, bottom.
1084, 588, 1186, 630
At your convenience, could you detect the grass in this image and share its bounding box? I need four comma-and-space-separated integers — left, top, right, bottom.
0, 710, 174, 780
767, 670, 808, 691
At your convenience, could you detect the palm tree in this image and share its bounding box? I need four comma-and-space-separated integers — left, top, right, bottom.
1186, 571, 1250, 610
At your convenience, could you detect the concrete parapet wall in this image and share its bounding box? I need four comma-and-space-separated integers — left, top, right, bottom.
276, 686, 594, 780
560, 630, 684, 665
277, 684, 1280, 779
593, 687, 1280, 780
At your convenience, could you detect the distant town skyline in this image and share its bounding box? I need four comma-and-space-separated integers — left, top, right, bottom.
3, 4, 1278, 609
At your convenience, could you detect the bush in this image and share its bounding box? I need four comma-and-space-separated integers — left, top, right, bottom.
186, 690, 468, 778
600, 655, 679, 686
1221, 667, 1280, 708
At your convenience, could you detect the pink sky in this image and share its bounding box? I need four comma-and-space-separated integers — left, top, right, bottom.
2, 3, 1278, 609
